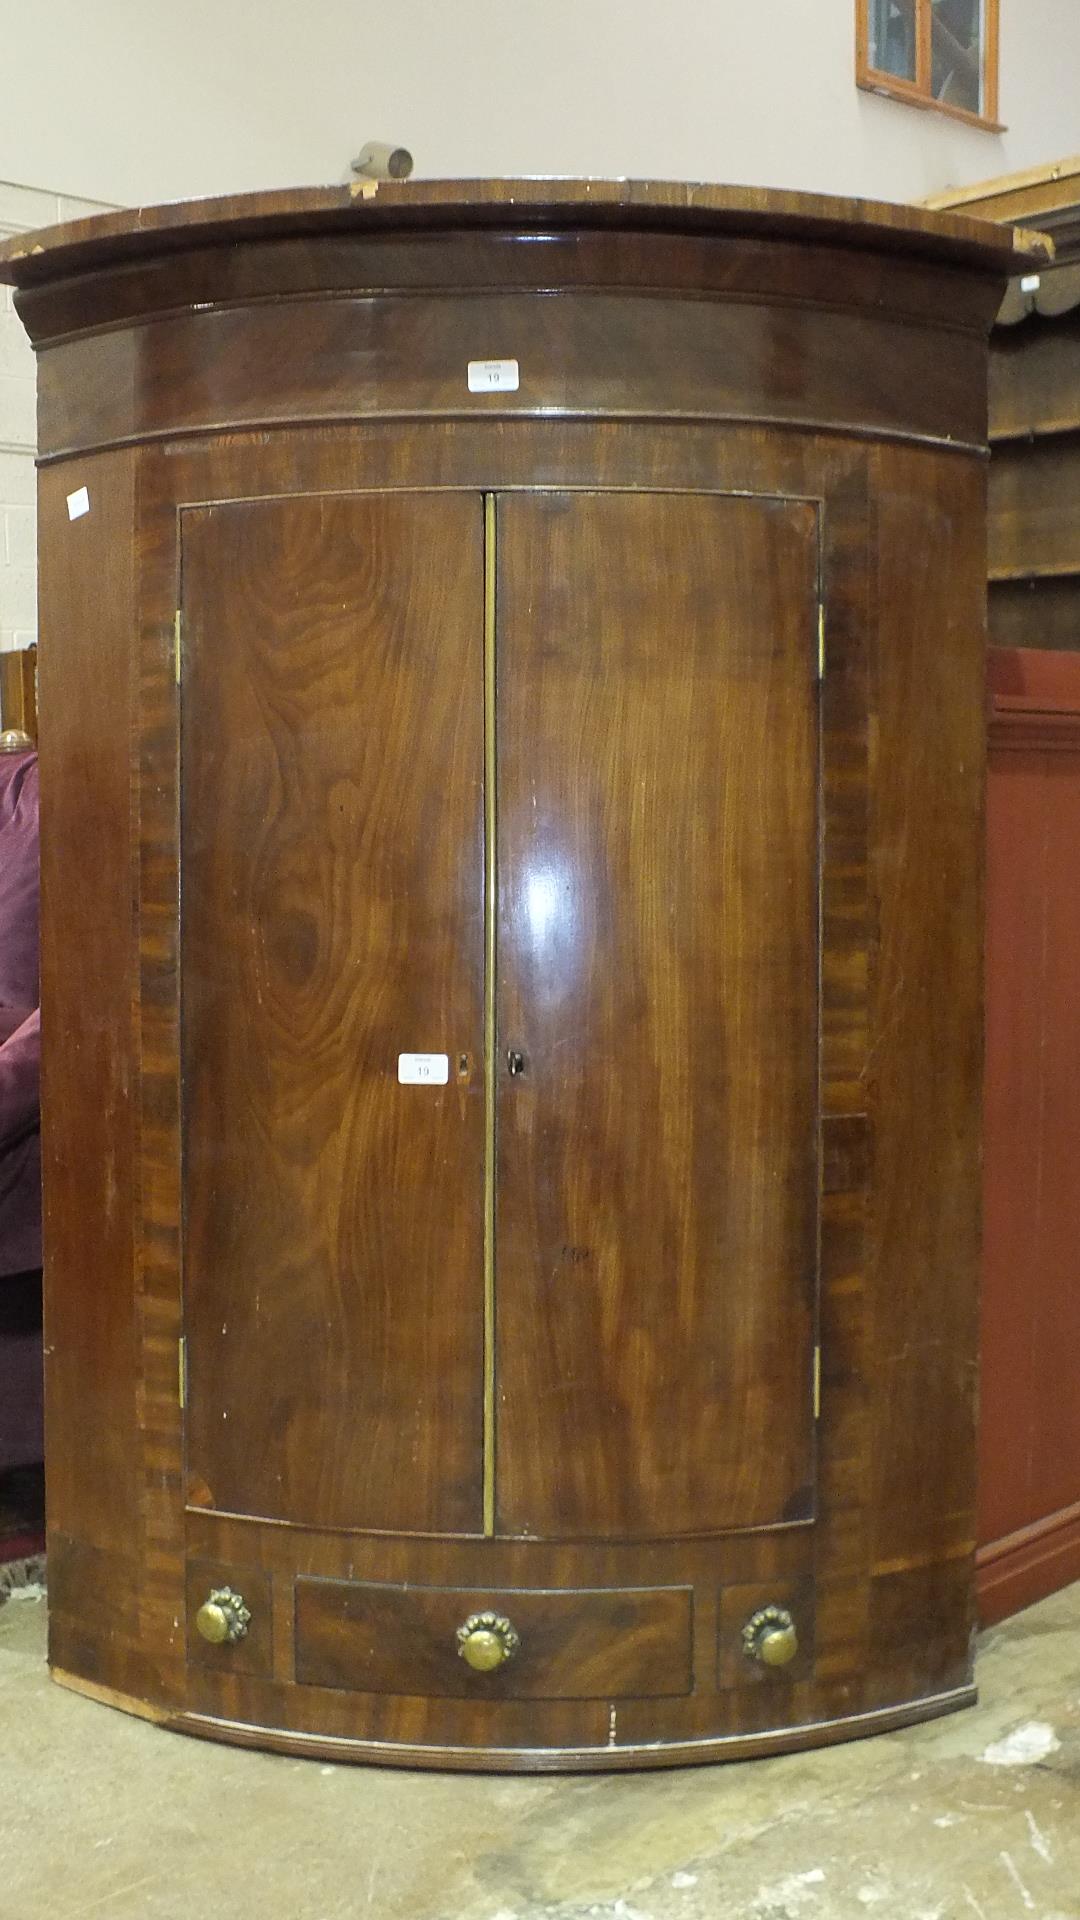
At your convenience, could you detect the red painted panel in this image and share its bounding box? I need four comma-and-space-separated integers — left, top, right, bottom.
980, 750, 1046, 1548
1032, 760, 1080, 1517
979, 648, 1080, 1621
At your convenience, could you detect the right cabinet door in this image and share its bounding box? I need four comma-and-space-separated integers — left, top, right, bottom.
494, 491, 822, 1539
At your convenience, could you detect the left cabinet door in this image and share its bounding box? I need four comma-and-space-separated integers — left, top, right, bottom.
180, 492, 486, 1534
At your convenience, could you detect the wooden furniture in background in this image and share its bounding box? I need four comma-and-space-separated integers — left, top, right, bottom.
926, 158, 1080, 653
980, 648, 1080, 1624
925, 154, 1080, 257
0, 181, 1045, 1770
0, 646, 37, 742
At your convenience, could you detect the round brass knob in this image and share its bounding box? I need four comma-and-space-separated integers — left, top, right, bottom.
195, 1586, 251, 1646
743, 1605, 798, 1669
456, 1611, 520, 1673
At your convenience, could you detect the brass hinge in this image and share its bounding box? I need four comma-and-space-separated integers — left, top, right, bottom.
817, 602, 825, 681
178, 1336, 187, 1410
174, 609, 182, 685
813, 1344, 822, 1421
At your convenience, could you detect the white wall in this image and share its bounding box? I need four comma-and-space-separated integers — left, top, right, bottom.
0, 181, 113, 657
3, 4, 1078, 684
0, 0, 1079, 215
5, 1, 1079, 661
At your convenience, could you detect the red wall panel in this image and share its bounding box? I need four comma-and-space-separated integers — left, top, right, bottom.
979, 648, 1080, 1623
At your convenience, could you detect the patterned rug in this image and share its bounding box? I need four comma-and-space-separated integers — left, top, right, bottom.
0, 1553, 45, 1602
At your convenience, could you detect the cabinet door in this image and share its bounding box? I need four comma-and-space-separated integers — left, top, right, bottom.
181, 492, 485, 1534
495, 491, 820, 1538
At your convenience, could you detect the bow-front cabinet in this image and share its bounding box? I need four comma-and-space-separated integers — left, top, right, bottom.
0, 182, 1047, 1770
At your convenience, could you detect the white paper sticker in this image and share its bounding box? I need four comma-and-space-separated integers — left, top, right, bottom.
1019, 273, 1042, 294
397, 1052, 449, 1085
66, 486, 90, 521
468, 358, 520, 393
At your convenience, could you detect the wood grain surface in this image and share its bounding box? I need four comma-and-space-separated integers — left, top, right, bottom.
868, 445, 985, 1586
180, 492, 486, 1534
33, 414, 987, 1764
990, 313, 1080, 443
294, 1578, 693, 1699
989, 434, 1080, 579
494, 490, 820, 1538
0, 645, 37, 740
0, 177, 1046, 288
7, 229, 1002, 349
30, 286, 992, 464
35, 456, 141, 1684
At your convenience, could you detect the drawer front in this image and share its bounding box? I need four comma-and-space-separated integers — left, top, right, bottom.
294, 1580, 693, 1700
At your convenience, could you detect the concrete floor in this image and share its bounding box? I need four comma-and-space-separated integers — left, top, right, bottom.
1, 1583, 1078, 1920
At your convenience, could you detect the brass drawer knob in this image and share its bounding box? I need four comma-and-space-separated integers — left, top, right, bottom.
743, 1605, 798, 1669
195, 1586, 251, 1646
456, 1611, 520, 1673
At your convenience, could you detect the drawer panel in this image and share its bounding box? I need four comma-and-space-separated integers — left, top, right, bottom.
294, 1580, 693, 1700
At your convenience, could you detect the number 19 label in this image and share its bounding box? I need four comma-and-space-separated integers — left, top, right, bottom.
398, 1052, 450, 1085
467, 358, 520, 392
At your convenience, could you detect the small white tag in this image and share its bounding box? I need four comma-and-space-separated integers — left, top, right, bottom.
1019, 273, 1041, 294
397, 1052, 449, 1085
468, 358, 519, 393
66, 486, 90, 521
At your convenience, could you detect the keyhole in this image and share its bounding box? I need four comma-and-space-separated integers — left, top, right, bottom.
507, 1050, 526, 1077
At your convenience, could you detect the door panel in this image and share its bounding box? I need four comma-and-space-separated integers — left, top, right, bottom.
181, 492, 485, 1534
495, 491, 820, 1538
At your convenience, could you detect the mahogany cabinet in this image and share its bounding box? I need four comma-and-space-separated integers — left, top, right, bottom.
0, 181, 1047, 1770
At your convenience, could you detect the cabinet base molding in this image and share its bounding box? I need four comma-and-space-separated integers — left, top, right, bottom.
49, 1666, 978, 1773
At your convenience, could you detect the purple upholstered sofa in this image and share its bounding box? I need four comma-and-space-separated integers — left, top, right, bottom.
0, 746, 42, 1481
